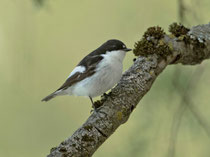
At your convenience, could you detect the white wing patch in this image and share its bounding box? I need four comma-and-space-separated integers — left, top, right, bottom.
68, 66, 86, 78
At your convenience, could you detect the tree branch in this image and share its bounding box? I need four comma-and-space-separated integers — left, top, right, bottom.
47, 23, 210, 157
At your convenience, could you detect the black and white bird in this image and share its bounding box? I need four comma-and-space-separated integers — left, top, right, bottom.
42, 39, 131, 107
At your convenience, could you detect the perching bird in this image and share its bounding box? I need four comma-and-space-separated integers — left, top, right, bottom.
42, 39, 131, 108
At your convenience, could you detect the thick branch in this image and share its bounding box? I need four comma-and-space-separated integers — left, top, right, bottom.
47, 23, 210, 157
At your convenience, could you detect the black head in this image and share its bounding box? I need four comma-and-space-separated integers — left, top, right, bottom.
100, 39, 131, 52
87, 39, 131, 57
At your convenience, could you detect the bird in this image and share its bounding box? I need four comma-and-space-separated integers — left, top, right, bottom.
42, 39, 131, 109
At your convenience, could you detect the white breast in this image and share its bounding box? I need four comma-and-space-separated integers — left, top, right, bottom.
69, 50, 126, 97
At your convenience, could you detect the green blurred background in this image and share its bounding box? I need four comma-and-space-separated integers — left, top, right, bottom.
0, 0, 210, 157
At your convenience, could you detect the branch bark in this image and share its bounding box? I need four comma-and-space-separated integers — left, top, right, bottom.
47, 23, 210, 157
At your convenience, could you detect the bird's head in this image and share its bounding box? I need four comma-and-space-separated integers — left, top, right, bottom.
102, 39, 132, 53
98, 39, 132, 61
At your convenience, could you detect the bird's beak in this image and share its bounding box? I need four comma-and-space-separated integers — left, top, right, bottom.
124, 48, 132, 52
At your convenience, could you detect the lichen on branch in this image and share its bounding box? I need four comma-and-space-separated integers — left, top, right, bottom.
133, 26, 172, 60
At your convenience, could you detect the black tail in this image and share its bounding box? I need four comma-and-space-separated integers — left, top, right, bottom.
41, 92, 57, 102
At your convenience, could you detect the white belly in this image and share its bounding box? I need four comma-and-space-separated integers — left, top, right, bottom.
64, 50, 126, 97
67, 61, 123, 97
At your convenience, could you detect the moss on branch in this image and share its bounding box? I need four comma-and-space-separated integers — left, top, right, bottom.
133, 26, 172, 60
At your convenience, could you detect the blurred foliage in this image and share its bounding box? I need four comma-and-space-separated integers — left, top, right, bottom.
33, 0, 45, 7
177, 0, 205, 26
0, 0, 210, 157
168, 1, 208, 157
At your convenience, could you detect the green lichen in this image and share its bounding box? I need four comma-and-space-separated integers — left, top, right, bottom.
168, 23, 192, 49
93, 93, 111, 109
93, 100, 104, 109
191, 39, 206, 62
133, 26, 171, 59
133, 39, 154, 56
169, 23, 206, 63
50, 147, 57, 153
133, 26, 172, 59
61, 141, 68, 145
59, 146, 67, 152
116, 111, 123, 121
84, 125, 93, 131
81, 134, 94, 142
74, 136, 80, 141
143, 26, 165, 39
169, 22, 190, 37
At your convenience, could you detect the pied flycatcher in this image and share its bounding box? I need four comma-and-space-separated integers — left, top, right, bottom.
42, 39, 131, 107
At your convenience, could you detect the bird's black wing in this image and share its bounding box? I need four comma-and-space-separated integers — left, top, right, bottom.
57, 55, 104, 91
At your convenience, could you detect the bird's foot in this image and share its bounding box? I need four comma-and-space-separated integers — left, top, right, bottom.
102, 93, 109, 99
90, 101, 102, 113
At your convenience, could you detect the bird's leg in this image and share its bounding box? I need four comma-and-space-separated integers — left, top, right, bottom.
89, 96, 94, 106
89, 96, 96, 112
102, 93, 108, 99
89, 96, 103, 113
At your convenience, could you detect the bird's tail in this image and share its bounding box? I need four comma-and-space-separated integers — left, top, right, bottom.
42, 92, 57, 102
